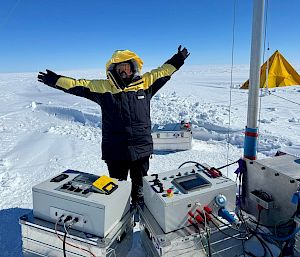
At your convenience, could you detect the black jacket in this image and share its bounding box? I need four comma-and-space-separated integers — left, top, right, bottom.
52, 50, 185, 161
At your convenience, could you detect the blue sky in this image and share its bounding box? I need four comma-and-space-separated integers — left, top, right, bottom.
1, 0, 300, 73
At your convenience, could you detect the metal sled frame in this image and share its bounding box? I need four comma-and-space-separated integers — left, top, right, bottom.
20, 210, 133, 257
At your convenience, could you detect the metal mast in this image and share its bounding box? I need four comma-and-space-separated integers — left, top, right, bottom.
244, 0, 265, 160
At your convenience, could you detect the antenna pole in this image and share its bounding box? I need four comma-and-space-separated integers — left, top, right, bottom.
244, 0, 265, 160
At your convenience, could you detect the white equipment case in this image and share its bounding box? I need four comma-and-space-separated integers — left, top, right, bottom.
32, 170, 131, 238
143, 164, 236, 233
244, 154, 300, 227
152, 122, 192, 151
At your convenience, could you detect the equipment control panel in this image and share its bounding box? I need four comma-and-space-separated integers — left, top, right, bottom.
54, 172, 118, 197
33, 170, 131, 237
143, 164, 236, 233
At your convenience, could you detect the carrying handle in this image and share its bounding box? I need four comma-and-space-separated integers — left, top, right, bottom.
102, 182, 118, 195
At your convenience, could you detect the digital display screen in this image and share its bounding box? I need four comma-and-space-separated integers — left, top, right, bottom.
179, 177, 210, 191
172, 174, 211, 193
73, 174, 99, 185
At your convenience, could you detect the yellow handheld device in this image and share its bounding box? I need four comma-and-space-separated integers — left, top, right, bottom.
92, 175, 118, 195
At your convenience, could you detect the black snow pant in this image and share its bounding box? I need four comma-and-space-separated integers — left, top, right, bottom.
105, 156, 150, 205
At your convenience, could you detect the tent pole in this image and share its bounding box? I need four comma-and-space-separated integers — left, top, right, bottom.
244, 0, 265, 160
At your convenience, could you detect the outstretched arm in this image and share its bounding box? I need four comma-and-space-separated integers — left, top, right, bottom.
37, 70, 112, 101
143, 46, 190, 97
38, 70, 94, 95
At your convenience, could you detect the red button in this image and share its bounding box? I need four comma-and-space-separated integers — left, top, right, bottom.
167, 189, 172, 194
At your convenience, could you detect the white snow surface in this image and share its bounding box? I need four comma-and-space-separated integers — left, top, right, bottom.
0, 65, 300, 256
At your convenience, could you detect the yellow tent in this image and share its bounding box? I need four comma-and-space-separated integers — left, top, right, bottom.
240, 50, 300, 89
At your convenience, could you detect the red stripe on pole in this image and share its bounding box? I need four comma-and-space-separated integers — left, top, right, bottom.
245, 131, 258, 137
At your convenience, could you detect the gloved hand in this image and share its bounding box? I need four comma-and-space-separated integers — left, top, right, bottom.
37, 69, 61, 87
165, 45, 190, 69
178, 45, 190, 60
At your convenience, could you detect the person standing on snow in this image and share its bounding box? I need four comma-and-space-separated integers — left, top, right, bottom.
38, 46, 189, 207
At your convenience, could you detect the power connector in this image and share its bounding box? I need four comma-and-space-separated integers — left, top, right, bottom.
64, 215, 73, 223
50, 207, 85, 228
68, 217, 80, 227
58, 214, 65, 223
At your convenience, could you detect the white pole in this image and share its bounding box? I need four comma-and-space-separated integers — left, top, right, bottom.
244, 0, 265, 160
247, 0, 265, 128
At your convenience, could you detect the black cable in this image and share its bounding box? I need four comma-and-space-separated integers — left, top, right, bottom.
178, 161, 201, 169
212, 210, 275, 256
237, 207, 277, 257
245, 227, 275, 257
247, 208, 276, 257
260, 236, 274, 257
62, 215, 72, 257
211, 212, 248, 233
256, 234, 268, 257
217, 160, 238, 170
63, 231, 67, 257
253, 231, 275, 257
245, 233, 267, 257
248, 216, 295, 229
211, 211, 256, 257
241, 238, 246, 257
211, 220, 249, 240
206, 231, 212, 257
236, 207, 252, 236
240, 205, 296, 230
244, 250, 258, 257
177, 160, 235, 181
237, 207, 260, 257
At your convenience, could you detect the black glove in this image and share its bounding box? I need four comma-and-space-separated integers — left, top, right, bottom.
165, 45, 190, 69
177, 45, 190, 60
37, 69, 61, 87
